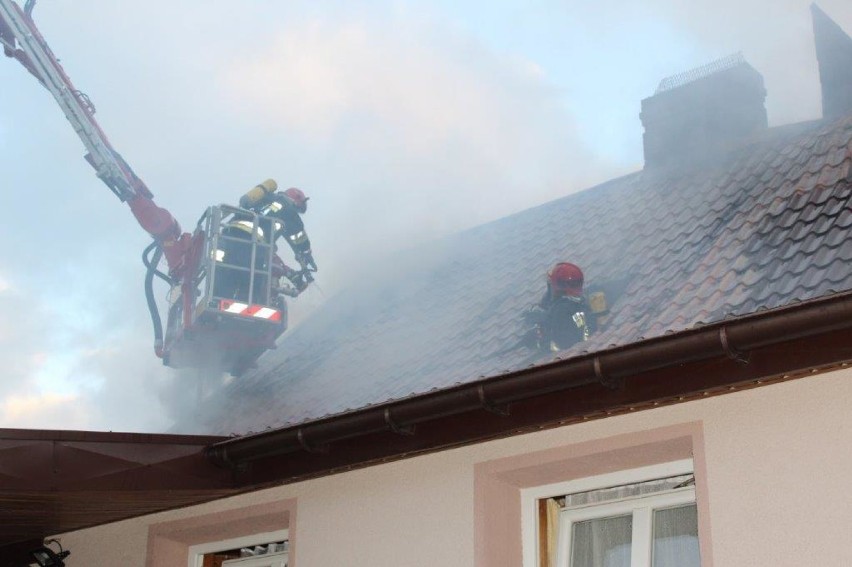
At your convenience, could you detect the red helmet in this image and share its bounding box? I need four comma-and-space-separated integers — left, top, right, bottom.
283, 187, 309, 213
548, 262, 584, 297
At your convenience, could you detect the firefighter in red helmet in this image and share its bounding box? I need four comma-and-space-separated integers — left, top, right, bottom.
525, 262, 594, 352
546, 262, 584, 300
237, 180, 317, 296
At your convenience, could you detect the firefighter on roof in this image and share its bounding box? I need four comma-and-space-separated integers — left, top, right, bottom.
524, 262, 595, 352
238, 179, 317, 297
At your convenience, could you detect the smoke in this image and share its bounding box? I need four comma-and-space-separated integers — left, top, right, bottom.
640, 0, 852, 124
0, 0, 849, 433
212, 8, 612, 293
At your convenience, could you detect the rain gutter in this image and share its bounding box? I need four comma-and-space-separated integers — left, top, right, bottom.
205, 290, 852, 469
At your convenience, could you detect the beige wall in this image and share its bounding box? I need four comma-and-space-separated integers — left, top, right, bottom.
58, 368, 852, 567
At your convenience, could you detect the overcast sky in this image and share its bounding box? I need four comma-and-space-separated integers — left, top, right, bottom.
1, 0, 850, 433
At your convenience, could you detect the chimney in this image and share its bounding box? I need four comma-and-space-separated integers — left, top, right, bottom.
811, 4, 852, 120
640, 53, 768, 169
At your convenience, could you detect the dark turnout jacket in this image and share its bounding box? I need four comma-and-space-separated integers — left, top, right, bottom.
527, 291, 595, 352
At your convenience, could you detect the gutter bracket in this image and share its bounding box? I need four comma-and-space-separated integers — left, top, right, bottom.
720, 327, 749, 364
384, 408, 416, 435
478, 385, 510, 416
594, 356, 623, 390
297, 428, 329, 454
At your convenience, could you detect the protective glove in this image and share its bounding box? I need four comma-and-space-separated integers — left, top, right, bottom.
277, 283, 301, 297
523, 305, 547, 325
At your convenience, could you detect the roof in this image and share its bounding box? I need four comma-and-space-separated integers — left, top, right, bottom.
190, 113, 852, 436
0, 429, 233, 553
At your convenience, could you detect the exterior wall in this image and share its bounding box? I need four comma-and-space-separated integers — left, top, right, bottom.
58, 368, 852, 567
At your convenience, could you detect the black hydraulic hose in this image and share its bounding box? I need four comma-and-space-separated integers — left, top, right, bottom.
142, 241, 172, 284
143, 241, 165, 357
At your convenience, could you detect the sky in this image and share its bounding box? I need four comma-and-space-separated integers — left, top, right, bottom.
0, 0, 850, 433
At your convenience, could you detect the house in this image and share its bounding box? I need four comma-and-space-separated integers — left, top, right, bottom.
2, 5, 852, 566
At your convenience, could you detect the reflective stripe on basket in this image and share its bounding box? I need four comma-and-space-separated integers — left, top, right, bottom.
219, 300, 281, 322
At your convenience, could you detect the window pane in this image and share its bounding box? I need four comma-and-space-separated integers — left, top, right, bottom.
571, 514, 632, 567
652, 505, 700, 567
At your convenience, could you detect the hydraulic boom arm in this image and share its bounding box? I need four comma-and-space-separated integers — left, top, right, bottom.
1, 1, 294, 373
0, 0, 186, 270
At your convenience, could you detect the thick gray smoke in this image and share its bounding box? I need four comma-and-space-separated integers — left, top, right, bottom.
0, 0, 848, 432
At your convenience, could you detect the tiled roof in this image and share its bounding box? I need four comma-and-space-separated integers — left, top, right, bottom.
193, 114, 852, 436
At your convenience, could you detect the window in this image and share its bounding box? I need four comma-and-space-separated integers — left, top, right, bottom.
522, 460, 699, 567
187, 530, 289, 567
147, 499, 296, 567
221, 550, 288, 567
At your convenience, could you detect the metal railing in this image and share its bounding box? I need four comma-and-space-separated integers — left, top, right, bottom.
655, 52, 745, 94
197, 205, 277, 312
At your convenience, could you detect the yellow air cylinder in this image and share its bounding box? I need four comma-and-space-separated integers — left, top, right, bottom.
239, 179, 278, 208
589, 291, 608, 314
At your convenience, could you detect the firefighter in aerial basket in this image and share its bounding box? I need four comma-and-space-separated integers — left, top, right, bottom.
524, 262, 595, 352
237, 179, 318, 298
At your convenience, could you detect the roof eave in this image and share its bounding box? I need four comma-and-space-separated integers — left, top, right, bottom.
207, 290, 852, 486
0, 430, 234, 551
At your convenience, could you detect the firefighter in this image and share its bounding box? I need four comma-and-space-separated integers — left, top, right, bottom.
238, 180, 317, 297
524, 262, 594, 352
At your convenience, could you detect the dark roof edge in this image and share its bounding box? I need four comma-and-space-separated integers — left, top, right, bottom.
206, 290, 852, 469
0, 428, 226, 445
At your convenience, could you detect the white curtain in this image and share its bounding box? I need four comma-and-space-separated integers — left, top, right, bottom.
570, 515, 632, 567
651, 505, 700, 567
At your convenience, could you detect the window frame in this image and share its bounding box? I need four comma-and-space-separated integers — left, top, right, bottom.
186, 529, 289, 567
221, 551, 288, 567
556, 485, 696, 566
520, 459, 694, 567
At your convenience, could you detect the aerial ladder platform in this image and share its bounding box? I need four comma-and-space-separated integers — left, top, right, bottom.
0, 0, 303, 375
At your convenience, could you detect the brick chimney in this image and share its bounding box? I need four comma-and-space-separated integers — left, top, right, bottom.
812, 4, 852, 120
640, 53, 768, 169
